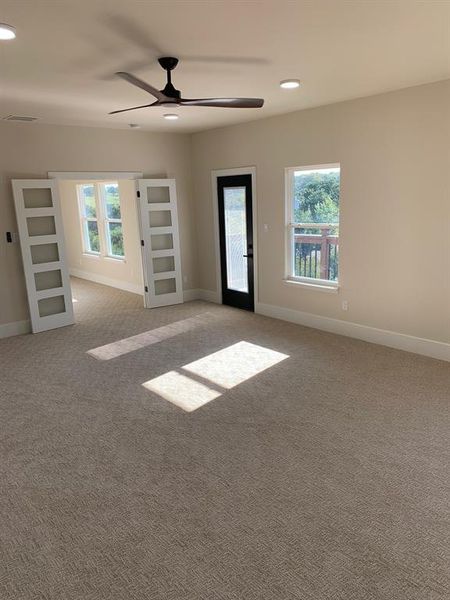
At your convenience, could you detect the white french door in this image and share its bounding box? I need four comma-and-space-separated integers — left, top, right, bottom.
12, 179, 74, 333
136, 179, 183, 308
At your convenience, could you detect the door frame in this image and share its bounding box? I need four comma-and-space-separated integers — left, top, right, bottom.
211, 167, 258, 306
48, 172, 143, 181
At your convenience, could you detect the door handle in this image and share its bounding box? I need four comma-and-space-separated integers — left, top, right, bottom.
243, 253, 253, 258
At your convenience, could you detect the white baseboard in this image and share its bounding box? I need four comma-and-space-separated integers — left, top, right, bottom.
197, 289, 221, 303
70, 269, 143, 295
256, 301, 450, 362
0, 319, 31, 339
183, 288, 200, 302
183, 289, 221, 303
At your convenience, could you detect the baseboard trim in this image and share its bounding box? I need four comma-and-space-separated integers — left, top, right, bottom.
255, 301, 450, 362
69, 269, 144, 296
183, 288, 200, 302
183, 289, 221, 304
198, 289, 221, 303
0, 319, 31, 339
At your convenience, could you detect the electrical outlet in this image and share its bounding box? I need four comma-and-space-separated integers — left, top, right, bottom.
342, 300, 349, 311
263, 223, 269, 232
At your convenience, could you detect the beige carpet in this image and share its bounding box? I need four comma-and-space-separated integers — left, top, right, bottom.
0, 277, 449, 599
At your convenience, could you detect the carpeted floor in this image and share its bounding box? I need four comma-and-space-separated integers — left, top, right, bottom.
0, 277, 449, 600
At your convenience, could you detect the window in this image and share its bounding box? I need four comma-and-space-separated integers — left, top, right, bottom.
78, 184, 100, 254
286, 164, 340, 287
77, 181, 125, 259
100, 182, 124, 258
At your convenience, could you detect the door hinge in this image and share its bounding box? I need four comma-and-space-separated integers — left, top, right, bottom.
144, 285, 148, 293
141, 239, 144, 246
137, 190, 141, 198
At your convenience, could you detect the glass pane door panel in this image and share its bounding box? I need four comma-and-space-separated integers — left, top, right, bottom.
224, 187, 248, 293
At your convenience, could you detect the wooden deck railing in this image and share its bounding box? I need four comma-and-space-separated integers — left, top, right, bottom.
293, 223, 339, 280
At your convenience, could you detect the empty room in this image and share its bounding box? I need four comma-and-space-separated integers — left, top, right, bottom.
0, 1, 449, 599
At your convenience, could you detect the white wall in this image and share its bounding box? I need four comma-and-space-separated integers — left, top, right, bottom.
59, 179, 144, 295
192, 80, 450, 346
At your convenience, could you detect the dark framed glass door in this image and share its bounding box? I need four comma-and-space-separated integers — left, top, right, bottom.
217, 174, 254, 311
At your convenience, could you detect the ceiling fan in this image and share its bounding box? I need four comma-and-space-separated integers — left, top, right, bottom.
109, 56, 264, 114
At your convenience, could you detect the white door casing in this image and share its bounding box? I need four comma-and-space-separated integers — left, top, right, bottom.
136, 179, 183, 308
12, 179, 74, 333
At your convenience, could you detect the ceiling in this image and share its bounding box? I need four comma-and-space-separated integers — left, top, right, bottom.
1, 0, 449, 134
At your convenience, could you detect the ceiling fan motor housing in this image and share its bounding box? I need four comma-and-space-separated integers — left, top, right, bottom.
159, 57, 181, 100
158, 57, 179, 71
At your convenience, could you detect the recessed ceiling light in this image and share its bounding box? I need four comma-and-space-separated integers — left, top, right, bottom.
163, 114, 179, 120
280, 79, 301, 89
0, 23, 16, 40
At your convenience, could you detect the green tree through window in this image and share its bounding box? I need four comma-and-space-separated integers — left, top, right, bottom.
290, 167, 340, 282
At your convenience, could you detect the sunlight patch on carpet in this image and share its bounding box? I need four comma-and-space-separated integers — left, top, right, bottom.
143, 371, 221, 412
87, 313, 217, 360
183, 341, 289, 389
143, 341, 289, 411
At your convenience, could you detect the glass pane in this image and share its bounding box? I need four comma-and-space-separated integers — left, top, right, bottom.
108, 222, 124, 256
34, 269, 62, 291
23, 188, 53, 209
153, 256, 175, 274
224, 187, 248, 293
154, 278, 176, 295
27, 216, 56, 237
87, 221, 100, 253
79, 184, 96, 217
151, 233, 173, 251
38, 295, 66, 318
293, 167, 340, 281
147, 186, 170, 203
149, 210, 171, 227
30, 242, 59, 265
102, 183, 121, 219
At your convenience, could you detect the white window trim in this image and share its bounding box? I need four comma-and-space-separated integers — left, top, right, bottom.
77, 183, 100, 256
99, 181, 125, 260
76, 181, 125, 260
285, 162, 340, 290
283, 278, 339, 293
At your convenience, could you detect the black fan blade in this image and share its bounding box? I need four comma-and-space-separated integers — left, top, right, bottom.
180, 97, 264, 108
116, 72, 165, 100
109, 102, 158, 115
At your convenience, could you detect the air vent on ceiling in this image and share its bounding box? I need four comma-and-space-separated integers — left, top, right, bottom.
3, 115, 38, 122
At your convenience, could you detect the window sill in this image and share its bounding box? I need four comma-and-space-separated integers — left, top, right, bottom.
104, 255, 126, 262
283, 278, 339, 293
82, 253, 125, 263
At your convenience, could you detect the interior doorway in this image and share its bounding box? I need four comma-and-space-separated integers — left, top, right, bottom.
58, 177, 144, 298
12, 173, 185, 333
